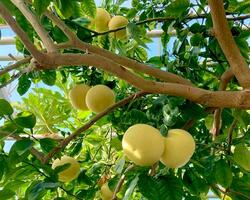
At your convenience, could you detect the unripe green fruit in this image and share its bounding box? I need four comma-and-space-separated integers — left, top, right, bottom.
52, 155, 80, 182
94, 8, 111, 33
86, 85, 115, 113
160, 129, 195, 168
100, 183, 113, 200
69, 84, 90, 110
108, 16, 128, 39
122, 124, 165, 166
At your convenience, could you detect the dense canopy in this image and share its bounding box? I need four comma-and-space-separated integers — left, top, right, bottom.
0, 0, 249, 199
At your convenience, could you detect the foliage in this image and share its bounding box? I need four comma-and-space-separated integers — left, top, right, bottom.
0, 0, 250, 200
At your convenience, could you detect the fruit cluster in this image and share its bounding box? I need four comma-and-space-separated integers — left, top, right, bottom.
92, 8, 128, 39
122, 124, 196, 168
69, 84, 116, 113
53, 85, 195, 199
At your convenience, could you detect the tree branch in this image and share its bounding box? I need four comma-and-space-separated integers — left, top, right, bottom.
0, 56, 31, 77
211, 69, 234, 139
37, 10, 193, 86
0, 2, 45, 60
34, 52, 250, 109
10, 0, 56, 53
0, 71, 22, 89
44, 10, 75, 42
112, 164, 134, 200
0, 130, 44, 163
84, 14, 250, 39
227, 119, 237, 155
208, 0, 250, 88
42, 92, 147, 164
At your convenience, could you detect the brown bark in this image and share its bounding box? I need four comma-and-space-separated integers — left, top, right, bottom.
208, 0, 250, 88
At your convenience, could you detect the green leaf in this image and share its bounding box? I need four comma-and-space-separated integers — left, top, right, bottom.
56, 0, 78, 18
15, 111, 36, 128
33, 0, 51, 15
233, 144, 250, 171
71, 17, 91, 27
163, 104, 179, 126
17, 74, 31, 96
127, 22, 148, 49
214, 159, 233, 188
165, 0, 190, 17
138, 175, 183, 200
0, 189, 15, 200
69, 139, 83, 156
39, 138, 58, 154
190, 33, 203, 46
110, 137, 122, 151
183, 169, 209, 195
4, 180, 27, 191
0, 99, 13, 116
123, 175, 139, 200
81, 0, 96, 18
138, 175, 161, 200
14, 138, 34, 155
0, 121, 24, 134
41, 71, 57, 86
114, 157, 125, 174
229, 174, 250, 200
25, 181, 59, 200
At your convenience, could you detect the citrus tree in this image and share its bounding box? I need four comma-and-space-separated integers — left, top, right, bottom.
0, 0, 250, 199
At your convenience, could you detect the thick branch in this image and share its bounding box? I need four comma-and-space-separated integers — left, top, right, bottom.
36, 52, 250, 109
10, 0, 57, 53
208, 0, 250, 88
62, 41, 193, 85
42, 92, 147, 164
219, 69, 234, 91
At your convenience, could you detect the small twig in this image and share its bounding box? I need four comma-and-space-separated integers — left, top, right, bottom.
0, 71, 22, 89
212, 184, 250, 200
23, 161, 81, 200
84, 14, 250, 40
0, 131, 45, 163
42, 92, 147, 164
0, 57, 31, 77
0, 60, 36, 89
211, 69, 234, 140
112, 164, 134, 200
8, 53, 18, 61
149, 162, 158, 176
227, 119, 237, 155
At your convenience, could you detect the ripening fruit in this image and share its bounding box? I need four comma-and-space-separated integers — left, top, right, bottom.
108, 15, 128, 39
69, 84, 90, 110
94, 8, 111, 32
160, 129, 195, 168
86, 85, 115, 113
52, 155, 80, 182
122, 124, 165, 166
100, 183, 113, 200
